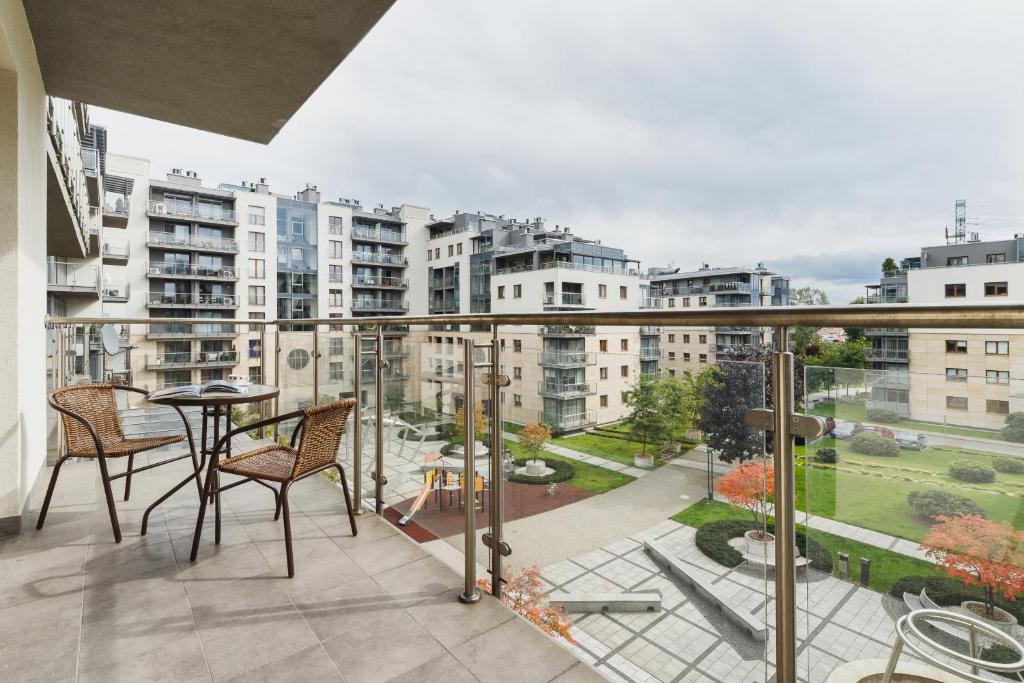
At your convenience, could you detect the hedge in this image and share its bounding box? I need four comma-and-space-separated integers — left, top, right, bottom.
694, 520, 833, 573
993, 457, 1024, 474
507, 457, 575, 485
888, 575, 1024, 622
813, 448, 838, 464
949, 459, 996, 483
865, 408, 902, 423
850, 431, 900, 457
907, 489, 985, 521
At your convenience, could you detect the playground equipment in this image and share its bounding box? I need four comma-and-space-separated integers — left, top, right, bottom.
399, 469, 436, 526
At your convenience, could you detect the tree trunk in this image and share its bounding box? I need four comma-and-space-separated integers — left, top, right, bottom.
986, 586, 995, 618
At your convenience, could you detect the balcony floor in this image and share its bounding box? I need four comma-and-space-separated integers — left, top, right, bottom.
0, 450, 596, 682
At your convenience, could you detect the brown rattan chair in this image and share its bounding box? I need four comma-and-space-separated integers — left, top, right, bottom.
190, 398, 358, 577
41, 384, 200, 543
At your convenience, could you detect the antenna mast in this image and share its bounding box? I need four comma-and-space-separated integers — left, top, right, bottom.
946, 199, 966, 244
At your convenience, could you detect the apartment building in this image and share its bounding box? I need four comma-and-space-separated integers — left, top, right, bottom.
647, 264, 790, 376
865, 237, 1024, 429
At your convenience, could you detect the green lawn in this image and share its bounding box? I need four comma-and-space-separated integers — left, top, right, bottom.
503, 440, 635, 494
551, 431, 662, 467
808, 402, 1004, 441
673, 500, 945, 593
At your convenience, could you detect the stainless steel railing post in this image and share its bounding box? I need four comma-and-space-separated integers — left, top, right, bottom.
374, 327, 385, 516
489, 325, 504, 598
312, 325, 320, 405
773, 325, 797, 683
352, 332, 363, 514
273, 326, 281, 441
459, 339, 481, 604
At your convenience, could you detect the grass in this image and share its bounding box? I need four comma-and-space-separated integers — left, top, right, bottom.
808, 401, 1004, 442
503, 440, 635, 494
552, 422, 697, 468
672, 500, 945, 593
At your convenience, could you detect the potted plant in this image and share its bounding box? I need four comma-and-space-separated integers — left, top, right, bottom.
715, 460, 776, 551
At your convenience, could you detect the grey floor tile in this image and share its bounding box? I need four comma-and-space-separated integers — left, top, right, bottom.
372, 555, 462, 607
0, 592, 82, 682
387, 652, 479, 683
225, 644, 343, 682
344, 532, 428, 574
322, 607, 446, 683
451, 617, 579, 683
407, 589, 514, 650
551, 663, 609, 682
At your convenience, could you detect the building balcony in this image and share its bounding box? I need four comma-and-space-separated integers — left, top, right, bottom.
146, 232, 239, 254
538, 351, 597, 367
864, 327, 909, 337
865, 398, 910, 415
102, 195, 130, 228
640, 297, 663, 309
351, 299, 409, 313
868, 371, 910, 389
352, 276, 409, 289
47, 260, 99, 296
865, 348, 909, 362
541, 325, 595, 337
351, 226, 407, 245
101, 281, 130, 302
639, 326, 662, 336
145, 349, 240, 370
382, 343, 411, 358
538, 381, 596, 399
639, 348, 663, 361
351, 252, 408, 267
543, 292, 587, 308
146, 261, 239, 281
147, 200, 237, 225
540, 410, 596, 431
146, 322, 240, 340
101, 238, 130, 264
539, 261, 640, 277
146, 292, 239, 309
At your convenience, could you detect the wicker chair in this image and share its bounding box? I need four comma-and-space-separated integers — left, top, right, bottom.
41, 384, 200, 543
190, 398, 358, 577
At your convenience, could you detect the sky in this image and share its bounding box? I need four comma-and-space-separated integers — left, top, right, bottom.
93, 0, 1024, 304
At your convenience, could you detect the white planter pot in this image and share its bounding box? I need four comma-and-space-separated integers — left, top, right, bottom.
744, 530, 776, 558
634, 453, 654, 469
685, 429, 702, 442
961, 601, 1018, 636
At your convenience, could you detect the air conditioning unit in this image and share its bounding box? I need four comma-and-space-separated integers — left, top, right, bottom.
223, 296, 235, 306
149, 266, 161, 275
153, 202, 166, 214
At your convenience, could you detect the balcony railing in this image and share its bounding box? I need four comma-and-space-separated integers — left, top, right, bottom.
146, 262, 239, 280
47, 260, 100, 294
102, 195, 130, 227
350, 252, 408, 266
538, 381, 595, 398
145, 350, 240, 370
539, 261, 639, 276
146, 292, 239, 308
865, 347, 909, 361
544, 292, 586, 307
351, 299, 409, 312
146, 322, 239, 339
101, 239, 130, 261
541, 325, 595, 336
147, 200, 237, 224
639, 347, 663, 360
352, 275, 409, 289
351, 226, 407, 244
639, 326, 662, 336
540, 410, 596, 431
538, 351, 596, 367
146, 232, 239, 253
864, 327, 909, 336
640, 297, 663, 309
101, 281, 130, 302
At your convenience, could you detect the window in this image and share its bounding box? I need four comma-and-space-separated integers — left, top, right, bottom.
668, 351, 676, 360
683, 297, 691, 307
619, 286, 627, 299
329, 289, 343, 307
600, 395, 609, 408
668, 298, 675, 308
457, 243, 463, 255
599, 339, 608, 352
946, 256, 968, 266
427, 250, 432, 261
329, 362, 344, 381
600, 367, 608, 380
248, 231, 265, 253
329, 240, 343, 259
669, 369, 676, 377
946, 339, 967, 353
513, 394, 522, 407
683, 352, 691, 362
683, 334, 690, 343
699, 334, 707, 344
986, 340, 1009, 355
248, 258, 265, 279
513, 367, 522, 380
328, 337, 344, 355
699, 353, 708, 363
248, 206, 265, 225
513, 340, 522, 352
987, 370, 1010, 385
434, 248, 440, 259
328, 216, 343, 235
946, 368, 967, 382
248, 339, 261, 359
988, 400, 1010, 415
985, 281, 1008, 297
946, 396, 968, 410
620, 391, 630, 404
945, 283, 966, 298
987, 253, 1007, 264
668, 334, 675, 343
599, 284, 607, 299
248, 367, 262, 384
329, 265, 343, 283
621, 365, 629, 377
513, 284, 522, 298
248, 285, 265, 306
448, 245, 454, 257
497, 286, 506, 299
620, 339, 629, 351
699, 296, 707, 307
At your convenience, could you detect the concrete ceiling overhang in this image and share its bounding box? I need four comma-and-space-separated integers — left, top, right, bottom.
23, 0, 396, 144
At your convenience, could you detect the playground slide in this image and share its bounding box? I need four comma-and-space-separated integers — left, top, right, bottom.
399, 471, 435, 526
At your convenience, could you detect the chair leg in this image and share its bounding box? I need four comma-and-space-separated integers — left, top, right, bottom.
214, 470, 222, 545
190, 463, 217, 562
274, 486, 283, 522
336, 464, 358, 537
281, 482, 294, 578
36, 455, 70, 530
96, 456, 122, 543
123, 454, 134, 501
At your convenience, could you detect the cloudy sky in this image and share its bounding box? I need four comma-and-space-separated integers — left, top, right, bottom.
94, 0, 1024, 303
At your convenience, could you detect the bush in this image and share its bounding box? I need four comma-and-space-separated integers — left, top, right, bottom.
813, 448, 838, 464
865, 408, 901, 423
907, 490, 985, 521
693, 520, 832, 573
993, 456, 1024, 474
949, 459, 996, 483
850, 431, 900, 457
888, 576, 1024, 622
507, 458, 574, 485
1002, 413, 1024, 443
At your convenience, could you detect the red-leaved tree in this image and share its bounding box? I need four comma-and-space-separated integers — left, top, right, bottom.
477, 566, 574, 643
715, 460, 775, 526
922, 514, 1024, 618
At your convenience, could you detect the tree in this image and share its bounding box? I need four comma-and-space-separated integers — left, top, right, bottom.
791, 326, 823, 356
1002, 413, 1024, 443
790, 286, 830, 306
922, 515, 1024, 618
518, 422, 552, 460
625, 375, 669, 457
383, 382, 405, 415
477, 566, 574, 642
844, 296, 867, 341
881, 257, 898, 275
656, 374, 689, 440
680, 367, 718, 435
805, 338, 869, 370
453, 402, 489, 444
790, 287, 829, 356
715, 460, 775, 526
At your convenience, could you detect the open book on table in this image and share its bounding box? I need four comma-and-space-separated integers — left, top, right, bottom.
148, 380, 247, 400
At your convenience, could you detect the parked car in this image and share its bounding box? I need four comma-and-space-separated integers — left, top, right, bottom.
863, 424, 895, 439
894, 431, 928, 451
832, 421, 862, 440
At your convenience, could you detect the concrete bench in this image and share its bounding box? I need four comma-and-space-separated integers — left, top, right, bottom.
549, 591, 662, 614
644, 539, 767, 642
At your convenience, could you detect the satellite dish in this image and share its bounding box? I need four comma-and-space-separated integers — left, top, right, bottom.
100, 324, 121, 356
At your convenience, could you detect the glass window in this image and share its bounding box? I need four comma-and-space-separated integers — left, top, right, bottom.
945, 283, 966, 297
620, 339, 628, 351
987, 370, 1010, 384
247, 231, 265, 253
946, 256, 968, 266
329, 362, 344, 381
329, 265, 343, 283
620, 365, 629, 377
987, 253, 1007, 264
600, 395, 608, 408
329, 240, 343, 259
328, 337, 344, 355
619, 286, 627, 299
945, 367, 967, 381
986, 340, 1009, 355
248, 206, 265, 225
946, 339, 967, 353
248, 259, 264, 278
457, 243, 463, 255
988, 399, 1010, 414
328, 216, 343, 235
946, 395, 968, 410
599, 340, 608, 352
600, 367, 608, 379
513, 284, 521, 298
329, 289, 343, 307
599, 284, 607, 298
985, 281, 1008, 296
248, 285, 265, 306
248, 339, 261, 359
497, 286, 505, 299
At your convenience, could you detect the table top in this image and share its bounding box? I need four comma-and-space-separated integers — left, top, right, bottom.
146, 383, 280, 407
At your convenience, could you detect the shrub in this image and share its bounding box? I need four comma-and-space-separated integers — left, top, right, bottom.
907, 490, 985, 521
982, 643, 1019, 666
949, 459, 996, 483
813, 448, 838, 464
693, 519, 833, 573
888, 576, 1024, 622
993, 457, 1024, 474
507, 458, 574, 485
865, 408, 901, 423
850, 431, 900, 457
1002, 413, 1024, 443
